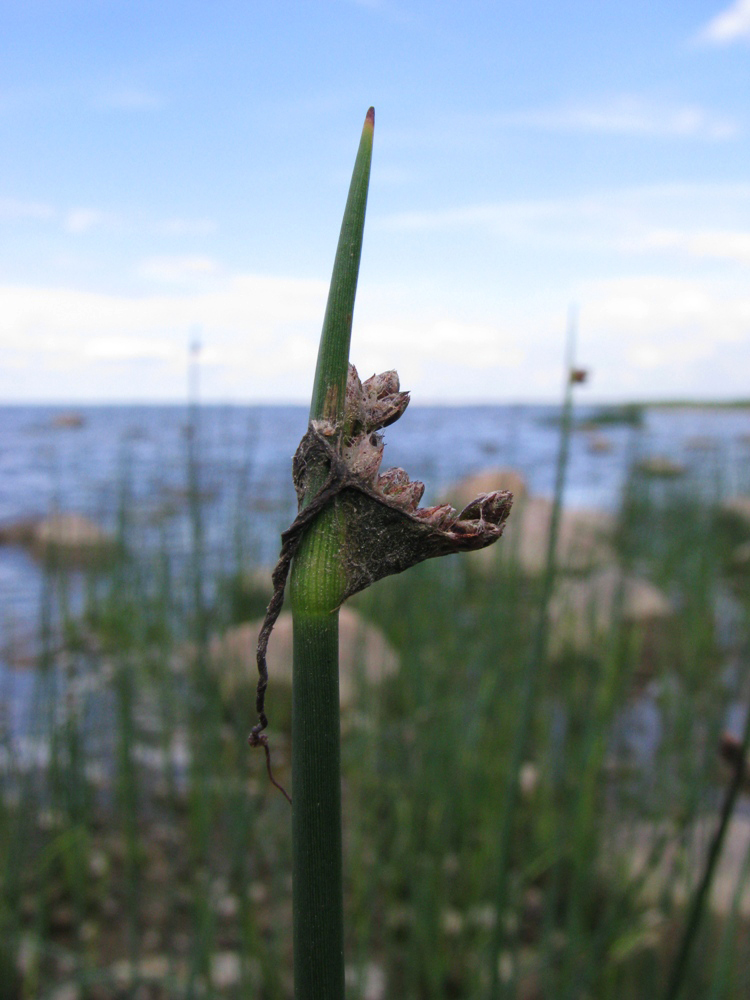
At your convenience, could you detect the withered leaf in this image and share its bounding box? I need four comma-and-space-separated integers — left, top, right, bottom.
251, 364, 513, 751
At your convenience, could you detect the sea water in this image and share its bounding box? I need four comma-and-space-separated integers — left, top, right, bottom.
0, 402, 749, 661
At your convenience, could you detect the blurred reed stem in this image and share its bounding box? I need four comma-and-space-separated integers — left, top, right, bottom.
489, 307, 580, 999
663, 688, 750, 1000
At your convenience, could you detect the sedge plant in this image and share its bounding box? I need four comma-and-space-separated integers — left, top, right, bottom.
250, 108, 514, 999
488, 307, 584, 999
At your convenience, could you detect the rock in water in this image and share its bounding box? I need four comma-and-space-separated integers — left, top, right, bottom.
449, 467, 528, 510
548, 567, 674, 668
211, 606, 399, 711
32, 513, 114, 567
462, 493, 615, 576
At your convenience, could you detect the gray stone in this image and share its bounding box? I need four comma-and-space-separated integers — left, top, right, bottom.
722, 496, 750, 534
210, 607, 399, 710
620, 815, 750, 917
449, 467, 529, 510
548, 567, 673, 658
52, 412, 85, 430
32, 513, 114, 566
731, 540, 750, 571
210, 951, 258, 990
636, 456, 686, 477
468, 494, 615, 576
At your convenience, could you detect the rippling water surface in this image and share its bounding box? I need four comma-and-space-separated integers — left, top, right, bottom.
1, 403, 749, 665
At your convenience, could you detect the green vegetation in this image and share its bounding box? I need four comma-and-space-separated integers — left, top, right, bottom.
2, 117, 750, 1000
641, 400, 750, 410
583, 404, 645, 428
0, 401, 748, 999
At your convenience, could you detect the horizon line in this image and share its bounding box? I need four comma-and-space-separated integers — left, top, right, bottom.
0, 397, 749, 408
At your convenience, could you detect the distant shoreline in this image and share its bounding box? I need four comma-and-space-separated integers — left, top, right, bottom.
638, 400, 750, 410
1, 400, 749, 410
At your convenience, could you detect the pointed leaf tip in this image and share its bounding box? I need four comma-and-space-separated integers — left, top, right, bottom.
365, 107, 375, 128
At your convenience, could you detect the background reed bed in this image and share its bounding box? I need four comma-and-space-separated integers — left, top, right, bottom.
0, 387, 749, 998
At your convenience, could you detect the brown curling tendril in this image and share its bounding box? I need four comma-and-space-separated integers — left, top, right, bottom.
248, 442, 350, 806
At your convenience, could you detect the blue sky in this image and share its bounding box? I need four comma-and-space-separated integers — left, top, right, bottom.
2, 0, 750, 402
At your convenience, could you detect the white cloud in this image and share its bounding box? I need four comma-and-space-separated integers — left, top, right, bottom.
0, 275, 533, 401
0, 269, 747, 401
352, 280, 750, 402
496, 96, 739, 140
137, 255, 220, 285
580, 275, 750, 396
355, 319, 526, 377
82, 335, 176, 361
697, 0, 750, 44
642, 229, 750, 266
0, 198, 55, 222
0, 274, 330, 399
2, 214, 750, 401
0, 275, 327, 340
0, 197, 217, 239
65, 208, 109, 234
371, 183, 750, 398
378, 184, 750, 264
584, 276, 717, 335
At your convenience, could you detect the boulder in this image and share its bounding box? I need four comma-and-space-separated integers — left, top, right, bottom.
0, 519, 36, 546
467, 494, 615, 576
685, 435, 718, 452
31, 514, 114, 566
449, 467, 528, 510
621, 815, 750, 918
449, 469, 621, 577
210, 607, 399, 711
345, 963, 386, 1000
585, 432, 613, 455
211, 952, 244, 990
513, 498, 615, 575
111, 955, 170, 986
730, 540, 750, 573
636, 456, 686, 478
52, 412, 85, 430
547, 567, 673, 659
720, 496, 750, 536
0, 513, 114, 567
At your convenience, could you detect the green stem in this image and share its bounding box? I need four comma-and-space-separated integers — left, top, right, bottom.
309, 107, 374, 428
292, 607, 344, 995
290, 107, 374, 1000
662, 697, 750, 1000
290, 511, 346, 1000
